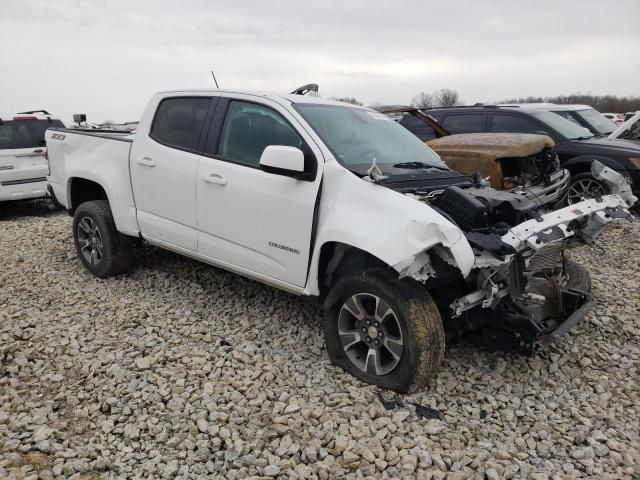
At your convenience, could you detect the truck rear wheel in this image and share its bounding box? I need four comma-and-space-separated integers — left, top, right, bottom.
72, 200, 132, 278
324, 270, 445, 392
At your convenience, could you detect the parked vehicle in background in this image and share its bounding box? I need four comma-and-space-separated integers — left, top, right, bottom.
412, 105, 640, 204
527, 104, 617, 137
610, 112, 640, 142
0, 110, 64, 202
602, 113, 625, 126
46, 90, 635, 391
380, 106, 569, 208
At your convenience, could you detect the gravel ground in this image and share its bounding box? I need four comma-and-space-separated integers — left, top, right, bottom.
0, 200, 638, 480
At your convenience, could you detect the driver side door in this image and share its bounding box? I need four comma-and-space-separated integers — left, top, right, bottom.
196, 96, 323, 288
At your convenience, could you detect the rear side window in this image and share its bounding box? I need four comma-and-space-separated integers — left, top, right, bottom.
0, 119, 64, 150
216, 101, 304, 168
441, 114, 485, 133
490, 114, 540, 133
150, 97, 211, 152
399, 115, 436, 141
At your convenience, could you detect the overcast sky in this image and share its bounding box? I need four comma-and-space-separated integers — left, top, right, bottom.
1, 0, 638, 123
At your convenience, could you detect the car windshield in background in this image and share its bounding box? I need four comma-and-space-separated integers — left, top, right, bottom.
0, 119, 64, 149
530, 111, 594, 140
294, 103, 448, 174
575, 108, 616, 135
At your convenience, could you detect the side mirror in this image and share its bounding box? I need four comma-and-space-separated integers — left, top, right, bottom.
259, 145, 305, 177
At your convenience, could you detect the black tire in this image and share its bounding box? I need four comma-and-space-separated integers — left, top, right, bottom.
564, 259, 591, 292
72, 200, 132, 278
567, 172, 609, 205
324, 269, 445, 392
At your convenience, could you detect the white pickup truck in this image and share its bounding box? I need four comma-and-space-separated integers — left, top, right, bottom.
46, 90, 636, 391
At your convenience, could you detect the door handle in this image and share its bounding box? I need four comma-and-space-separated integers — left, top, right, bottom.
137, 157, 156, 167
15, 151, 44, 157
201, 173, 227, 186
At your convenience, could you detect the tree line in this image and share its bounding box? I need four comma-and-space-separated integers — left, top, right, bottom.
330, 91, 640, 113
499, 94, 640, 113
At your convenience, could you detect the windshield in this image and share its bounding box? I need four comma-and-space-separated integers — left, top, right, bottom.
530, 111, 594, 140
573, 108, 616, 135
293, 103, 448, 173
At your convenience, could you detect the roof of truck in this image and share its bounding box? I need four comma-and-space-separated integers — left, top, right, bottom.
155, 89, 368, 108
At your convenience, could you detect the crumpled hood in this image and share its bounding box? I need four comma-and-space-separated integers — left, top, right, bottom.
427, 133, 555, 161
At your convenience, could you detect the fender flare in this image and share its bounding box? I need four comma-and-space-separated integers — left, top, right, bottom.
562, 155, 628, 177
66, 176, 111, 211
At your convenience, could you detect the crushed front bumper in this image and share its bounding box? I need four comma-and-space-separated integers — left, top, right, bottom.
514, 168, 570, 208
450, 194, 634, 319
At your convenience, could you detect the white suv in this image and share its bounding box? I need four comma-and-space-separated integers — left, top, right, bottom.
0, 110, 65, 202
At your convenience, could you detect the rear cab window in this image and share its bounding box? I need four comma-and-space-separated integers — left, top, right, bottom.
0, 119, 65, 150
150, 97, 212, 152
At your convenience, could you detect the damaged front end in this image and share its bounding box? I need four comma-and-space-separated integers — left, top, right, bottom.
450, 195, 633, 348
401, 164, 635, 351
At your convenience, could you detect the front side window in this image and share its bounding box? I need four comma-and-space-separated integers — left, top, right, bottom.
441, 114, 485, 133
217, 101, 304, 167
150, 97, 211, 151
530, 111, 594, 140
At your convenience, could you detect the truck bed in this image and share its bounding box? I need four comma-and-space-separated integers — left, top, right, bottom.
45, 127, 139, 236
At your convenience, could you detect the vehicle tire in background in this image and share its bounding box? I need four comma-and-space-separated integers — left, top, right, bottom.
324, 269, 445, 392
72, 200, 132, 278
567, 172, 610, 204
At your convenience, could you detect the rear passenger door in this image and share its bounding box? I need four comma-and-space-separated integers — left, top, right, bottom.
196, 96, 323, 288
130, 96, 216, 251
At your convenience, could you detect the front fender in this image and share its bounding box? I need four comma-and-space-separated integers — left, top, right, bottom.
562, 155, 628, 175
304, 160, 474, 296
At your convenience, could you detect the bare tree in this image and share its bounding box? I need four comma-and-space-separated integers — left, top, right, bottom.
330, 96, 363, 106
410, 92, 436, 109
411, 89, 460, 109
434, 88, 460, 108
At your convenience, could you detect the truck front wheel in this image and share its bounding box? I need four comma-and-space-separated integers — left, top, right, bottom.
72, 200, 132, 278
324, 270, 445, 392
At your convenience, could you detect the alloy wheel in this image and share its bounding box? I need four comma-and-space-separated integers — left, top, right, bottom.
338, 293, 404, 376
567, 178, 606, 204
77, 217, 104, 265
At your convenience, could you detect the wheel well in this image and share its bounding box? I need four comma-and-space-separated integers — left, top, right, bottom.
563, 161, 591, 176
317, 242, 388, 300
68, 178, 108, 213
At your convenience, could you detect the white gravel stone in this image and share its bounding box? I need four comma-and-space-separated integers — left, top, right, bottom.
0, 202, 638, 479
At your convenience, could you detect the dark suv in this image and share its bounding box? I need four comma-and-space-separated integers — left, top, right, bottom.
400, 105, 640, 203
